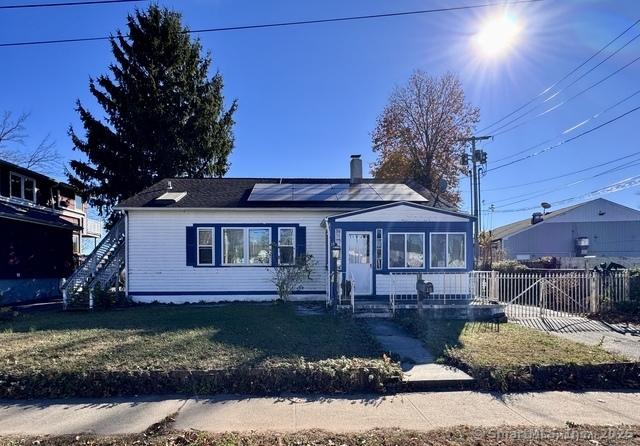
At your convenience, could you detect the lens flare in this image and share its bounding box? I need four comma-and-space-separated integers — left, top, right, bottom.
474, 15, 522, 57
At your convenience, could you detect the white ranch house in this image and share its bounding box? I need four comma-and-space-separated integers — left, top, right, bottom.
62, 156, 477, 310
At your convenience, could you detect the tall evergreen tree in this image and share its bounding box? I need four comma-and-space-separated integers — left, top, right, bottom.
68, 5, 236, 222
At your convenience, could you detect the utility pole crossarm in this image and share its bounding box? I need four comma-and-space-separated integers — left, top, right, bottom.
458, 135, 492, 268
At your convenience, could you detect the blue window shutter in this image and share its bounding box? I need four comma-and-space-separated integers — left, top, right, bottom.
296, 226, 307, 258
186, 226, 197, 266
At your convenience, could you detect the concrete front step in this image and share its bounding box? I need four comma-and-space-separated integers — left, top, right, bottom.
401, 363, 475, 391
353, 312, 393, 319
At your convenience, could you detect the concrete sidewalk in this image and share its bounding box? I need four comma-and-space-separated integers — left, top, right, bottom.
1, 391, 639, 435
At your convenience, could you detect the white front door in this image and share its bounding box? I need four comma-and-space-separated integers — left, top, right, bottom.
347, 232, 373, 295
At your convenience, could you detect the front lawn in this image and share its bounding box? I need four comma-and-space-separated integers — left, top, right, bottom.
396, 315, 637, 391
0, 303, 400, 397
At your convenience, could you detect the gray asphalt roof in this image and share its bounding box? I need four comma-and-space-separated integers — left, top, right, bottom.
116, 177, 457, 210
490, 202, 585, 241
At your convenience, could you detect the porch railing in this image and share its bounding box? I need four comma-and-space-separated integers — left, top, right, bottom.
390, 271, 478, 310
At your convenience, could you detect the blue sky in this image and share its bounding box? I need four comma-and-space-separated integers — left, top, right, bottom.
1, 0, 639, 229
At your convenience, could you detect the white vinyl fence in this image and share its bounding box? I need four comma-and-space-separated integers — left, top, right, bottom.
471, 270, 630, 319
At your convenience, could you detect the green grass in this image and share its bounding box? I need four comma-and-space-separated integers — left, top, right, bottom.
0, 303, 385, 374
397, 317, 626, 368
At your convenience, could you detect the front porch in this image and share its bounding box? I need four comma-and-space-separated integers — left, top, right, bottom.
321, 202, 504, 318
334, 271, 506, 320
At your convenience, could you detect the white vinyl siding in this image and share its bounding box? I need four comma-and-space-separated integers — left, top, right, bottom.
127, 209, 328, 302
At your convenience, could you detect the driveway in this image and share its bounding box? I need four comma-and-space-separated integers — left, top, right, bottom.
515, 317, 640, 360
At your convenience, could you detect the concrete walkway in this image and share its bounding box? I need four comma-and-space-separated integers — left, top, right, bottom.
365, 319, 473, 387
1, 391, 639, 435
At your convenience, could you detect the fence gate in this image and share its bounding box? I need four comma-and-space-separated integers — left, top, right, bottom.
474, 271, 629, 320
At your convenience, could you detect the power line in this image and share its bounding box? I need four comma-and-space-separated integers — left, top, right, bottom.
491, 46, 640, 137
483, 151, 640, 191
491, 159, 640, 207
0, 0, 547, 48
487, 104, 640, 172
491, 88, 640, 164
478, 17, 640, 133
0, 0, 143, 9
541, 31, 640, 104
492, 175, 640, 213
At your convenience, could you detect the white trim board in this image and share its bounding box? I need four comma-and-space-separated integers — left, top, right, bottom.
333, 203, 468, 223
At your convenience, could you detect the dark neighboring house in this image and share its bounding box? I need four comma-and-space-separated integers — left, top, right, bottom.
490, 198, 640, 265
0, 159, 102, 304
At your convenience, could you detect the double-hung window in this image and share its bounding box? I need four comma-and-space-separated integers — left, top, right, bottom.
388, 233, 425, 269
75, 195, 83, 210
197, 228, 214, 265
278, 227, 295, 265
223, 227, 271, 265
430, 233, 466, 269
10, 172, 36, 202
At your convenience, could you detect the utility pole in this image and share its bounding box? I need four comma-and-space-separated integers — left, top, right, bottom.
459, 135, 491, 266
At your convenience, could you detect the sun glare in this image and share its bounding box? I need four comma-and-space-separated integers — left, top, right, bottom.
474, 15, 522, 57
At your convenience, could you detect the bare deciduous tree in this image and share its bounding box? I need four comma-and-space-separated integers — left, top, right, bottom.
0, 111, 28, 147
0, 111, 61, 174
371, 71, 480, 206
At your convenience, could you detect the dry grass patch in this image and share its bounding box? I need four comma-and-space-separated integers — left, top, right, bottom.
397, 318, 626, 367
0, 426, 638, 445
396, 316, 636, 391
0, 303, 383, 373
0, 304, 400, 397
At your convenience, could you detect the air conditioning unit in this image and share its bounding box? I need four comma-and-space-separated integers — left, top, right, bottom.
575, 237, 589, 256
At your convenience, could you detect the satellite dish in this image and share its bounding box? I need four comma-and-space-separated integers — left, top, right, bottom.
541, 202, 551, 210
438, 178, 448, 193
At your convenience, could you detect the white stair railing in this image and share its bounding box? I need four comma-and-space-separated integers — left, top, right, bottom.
61, 217, 125, 309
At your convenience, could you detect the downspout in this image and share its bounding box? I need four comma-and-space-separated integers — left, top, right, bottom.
324, 218, 331, 306
124, 210, 129, 298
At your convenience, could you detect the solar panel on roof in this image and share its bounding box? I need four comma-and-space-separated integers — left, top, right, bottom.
292, 184, 337, 200
372, 184, 426, 200
247, 182, 428, 202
